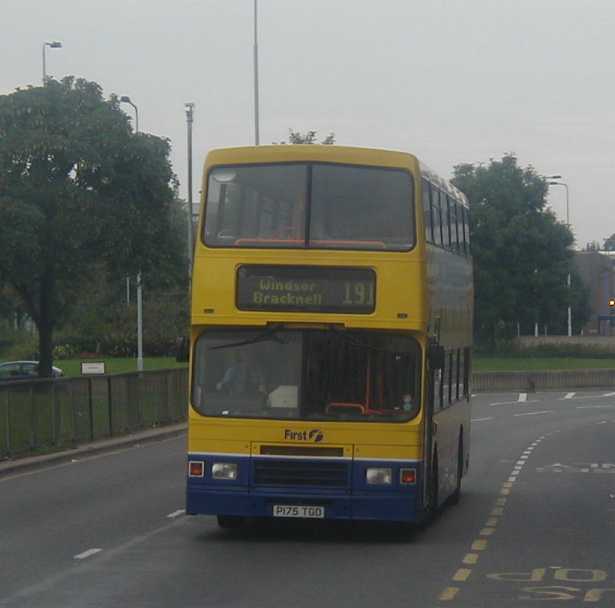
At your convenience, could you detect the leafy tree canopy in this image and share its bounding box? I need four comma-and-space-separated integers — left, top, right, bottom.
0, 77, 185, 375
452, 155, 588, 347
275, 129, 335, 144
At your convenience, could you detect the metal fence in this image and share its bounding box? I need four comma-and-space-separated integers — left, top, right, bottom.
0, 368, 187, 459
472, 369, 615, 392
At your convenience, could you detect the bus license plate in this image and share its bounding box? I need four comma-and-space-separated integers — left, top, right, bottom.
273, 505, 325, 519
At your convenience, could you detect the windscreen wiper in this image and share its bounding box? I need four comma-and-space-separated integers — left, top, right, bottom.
207, 323, 285, 351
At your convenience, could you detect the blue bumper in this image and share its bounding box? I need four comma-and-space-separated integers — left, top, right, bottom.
186, 455, 425, 523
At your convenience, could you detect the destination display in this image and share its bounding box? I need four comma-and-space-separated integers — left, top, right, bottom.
236, 265, 376, 314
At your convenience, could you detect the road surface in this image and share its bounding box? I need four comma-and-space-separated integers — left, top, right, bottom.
2, 389, 615, 607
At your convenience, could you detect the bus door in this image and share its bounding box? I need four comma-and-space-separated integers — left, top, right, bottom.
423, 343, 444, 509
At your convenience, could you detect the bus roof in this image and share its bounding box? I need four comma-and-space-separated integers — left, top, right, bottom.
203, 145, 467, 206
204, 144, 417, 169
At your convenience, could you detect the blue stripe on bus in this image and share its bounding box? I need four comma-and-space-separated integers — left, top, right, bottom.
186, 454, 425, 523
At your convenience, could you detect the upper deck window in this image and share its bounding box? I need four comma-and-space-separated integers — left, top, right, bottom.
203, 163, 414, 251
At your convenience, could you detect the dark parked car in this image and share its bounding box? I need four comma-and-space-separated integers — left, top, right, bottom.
0, 361, 64, 382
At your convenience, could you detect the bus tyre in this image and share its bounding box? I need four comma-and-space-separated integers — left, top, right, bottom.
450, 437, 463, 506
216, 515, 244, 529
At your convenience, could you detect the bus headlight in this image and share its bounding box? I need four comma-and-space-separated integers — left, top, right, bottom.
366, 467, 392, 485
212, 462, 238, 480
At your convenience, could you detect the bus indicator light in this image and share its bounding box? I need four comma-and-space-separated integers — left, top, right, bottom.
400, 468, 416, 485
609, 298, 615, 308
189, 461, 204, 477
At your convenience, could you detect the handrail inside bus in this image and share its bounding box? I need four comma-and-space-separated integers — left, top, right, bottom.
234, 238, 304, 245
312, 239, 386, 249
324, 402, 398, 417
325, 402, 367, 415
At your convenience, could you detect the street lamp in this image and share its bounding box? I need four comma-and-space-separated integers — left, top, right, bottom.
119, 95, 139, 132
547, 177, 572, 337
119, 95, 139, 309
120, 95, 144, 372
185, 102, 195, 277
253, 0, 260, 145
42, 41, 62, 84
547, 180, 569, 227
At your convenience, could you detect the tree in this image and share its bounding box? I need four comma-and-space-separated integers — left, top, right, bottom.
0, 78, 185, 376
0, 285, 22, 327
57, 265, 188, 358
276, 129, 335, 144
452, 155, 588, 347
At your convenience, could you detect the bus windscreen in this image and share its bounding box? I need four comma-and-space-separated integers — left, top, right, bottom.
204, 163, 414, 251
191, 329, 421, 422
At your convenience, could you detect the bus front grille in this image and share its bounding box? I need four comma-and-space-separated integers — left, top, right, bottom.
253, 460, 348, 487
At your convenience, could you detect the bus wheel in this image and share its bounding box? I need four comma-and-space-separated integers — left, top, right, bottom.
450, 436, 463, 506
216, 515, 244, 529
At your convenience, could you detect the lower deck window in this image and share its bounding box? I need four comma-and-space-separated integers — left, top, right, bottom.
191, 328, 421, 422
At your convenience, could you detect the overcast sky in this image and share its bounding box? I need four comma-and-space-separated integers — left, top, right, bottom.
3, 0, 614, 248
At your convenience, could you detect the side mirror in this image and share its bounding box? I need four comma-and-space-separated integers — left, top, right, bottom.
428, 343, 445, 370
175, 336, 189, 363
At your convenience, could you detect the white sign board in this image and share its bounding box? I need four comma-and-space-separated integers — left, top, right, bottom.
80, 361, 106, 375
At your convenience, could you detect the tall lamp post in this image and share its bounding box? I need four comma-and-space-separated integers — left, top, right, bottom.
120, 95, 144, 372
119, 95, 139, 132
253, 0, 260, 145
547, 175, 572, 337
185, 102, 195, 276
42, 41, 62, 84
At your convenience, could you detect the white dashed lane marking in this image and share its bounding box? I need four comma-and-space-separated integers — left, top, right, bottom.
74, 548, 102, 560
514, 410, 553, 417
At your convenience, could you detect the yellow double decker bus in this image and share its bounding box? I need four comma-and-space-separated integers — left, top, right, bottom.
186, 145, 473, 527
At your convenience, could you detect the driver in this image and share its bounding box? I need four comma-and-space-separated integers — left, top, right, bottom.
216, 350, 266, 396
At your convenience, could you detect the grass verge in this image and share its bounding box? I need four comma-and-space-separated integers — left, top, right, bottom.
56, 357, 187, 378
474, 356, 615, 372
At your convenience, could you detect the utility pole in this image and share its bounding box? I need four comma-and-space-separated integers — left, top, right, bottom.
120, 95, 143, 372
185, 102, 195, 276
42, 41, 62, 84
253, 0, 260, 145
547, 177, 572, 336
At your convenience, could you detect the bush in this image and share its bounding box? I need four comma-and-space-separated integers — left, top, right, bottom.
0, 330, 39, 361
52, 343, 79, 360
52, 335, 99, 354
